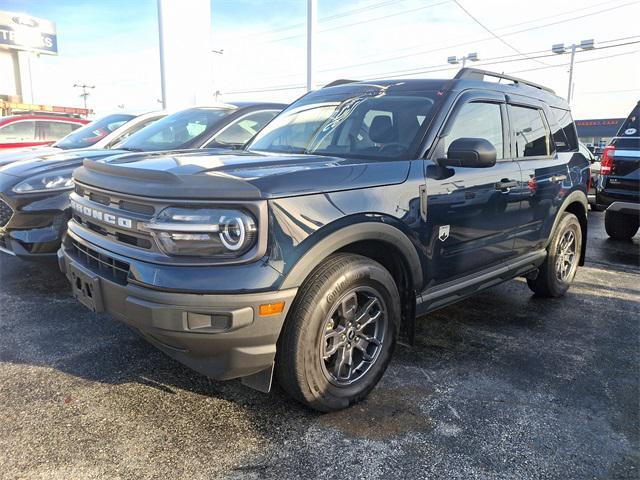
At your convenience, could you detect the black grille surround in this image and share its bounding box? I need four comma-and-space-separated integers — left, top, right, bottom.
70, 181, 269, 266
0, 198, 13, 228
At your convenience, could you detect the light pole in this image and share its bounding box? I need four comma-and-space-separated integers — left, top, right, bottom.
447, 52, 479, 69
73, 83, 95, 112
552, 39, 595, 103
306, 0, 317, 92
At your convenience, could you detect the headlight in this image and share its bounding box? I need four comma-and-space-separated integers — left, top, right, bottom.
13, 172, 74, 193
147, 207, 258, 257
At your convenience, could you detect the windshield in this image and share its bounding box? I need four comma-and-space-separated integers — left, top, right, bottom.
116, 107, 233, 151
54, 114, 134, 149
247, 89, 438, 159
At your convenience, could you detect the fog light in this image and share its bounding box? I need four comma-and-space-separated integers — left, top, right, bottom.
259, 302, 285, 316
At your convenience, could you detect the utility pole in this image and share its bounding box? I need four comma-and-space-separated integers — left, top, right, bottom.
73, 83, 95, 111
552, 39, 595, 103
306, 0, 316, 92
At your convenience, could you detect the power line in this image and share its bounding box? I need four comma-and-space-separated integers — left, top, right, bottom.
259, 0, 451, 44
452, 0, 550, 66
316, 0, 638, 73
223, 39, 640, 95
318, 0, 627, 70
234, 0, 404, 40
509, 49, 640, 74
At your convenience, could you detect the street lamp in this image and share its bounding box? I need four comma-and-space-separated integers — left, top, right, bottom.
552, 39, 595, 103
447, 52, 479, 68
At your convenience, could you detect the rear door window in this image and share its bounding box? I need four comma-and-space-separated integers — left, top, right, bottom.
36, 121, 80, 141
550, 107, 578, 152
509, 105, 550, 158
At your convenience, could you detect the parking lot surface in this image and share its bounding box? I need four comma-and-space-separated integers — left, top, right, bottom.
0, 211, 638, 480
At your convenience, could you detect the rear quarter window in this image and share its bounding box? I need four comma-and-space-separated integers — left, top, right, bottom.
550, 107, 579, 152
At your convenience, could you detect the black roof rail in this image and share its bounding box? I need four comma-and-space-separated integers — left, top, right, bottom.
454, 68, 555, 94
323, 79, 359, 88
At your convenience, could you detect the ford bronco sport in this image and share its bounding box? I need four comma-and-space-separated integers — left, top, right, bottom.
59, 69, 589, 411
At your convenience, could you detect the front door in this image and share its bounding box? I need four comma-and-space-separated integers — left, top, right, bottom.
423, 95, 522, 288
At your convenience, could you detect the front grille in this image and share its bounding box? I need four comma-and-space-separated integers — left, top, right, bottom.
72, 184, 157, 251
0, 198, 13, 227
69, 238, 130, 285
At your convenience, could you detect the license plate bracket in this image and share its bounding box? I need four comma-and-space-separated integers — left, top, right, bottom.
69, 263, 104, 313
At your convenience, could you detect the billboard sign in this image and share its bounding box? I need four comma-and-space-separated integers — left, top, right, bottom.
0, 11, 57, 55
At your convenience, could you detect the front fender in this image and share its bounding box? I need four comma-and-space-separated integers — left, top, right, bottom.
278, 216, 423, 290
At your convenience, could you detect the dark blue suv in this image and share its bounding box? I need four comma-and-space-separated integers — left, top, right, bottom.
59, 69, 590, 411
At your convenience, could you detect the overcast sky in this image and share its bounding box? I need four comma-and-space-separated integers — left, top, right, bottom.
3, 0, 639, 119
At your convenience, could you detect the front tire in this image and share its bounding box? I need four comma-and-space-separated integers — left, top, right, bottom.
527, 212, 582, 298
275, 253, 400, 412
604, 210, 639, 240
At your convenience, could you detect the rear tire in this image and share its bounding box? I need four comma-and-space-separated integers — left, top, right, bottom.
275, 253, 400, 412
527, 212, 582, 298
604, 210, 639, 240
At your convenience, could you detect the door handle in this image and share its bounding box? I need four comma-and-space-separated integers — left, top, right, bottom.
549, 175, 567, 183
495, 180, 517, 191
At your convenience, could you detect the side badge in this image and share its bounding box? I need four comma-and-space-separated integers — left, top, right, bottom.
438, 225, 450, 242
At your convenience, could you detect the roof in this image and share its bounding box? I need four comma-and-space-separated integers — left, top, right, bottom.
0, 114, 88, 124
320, 68, 568, 109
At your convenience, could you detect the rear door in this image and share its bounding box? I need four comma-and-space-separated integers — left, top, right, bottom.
509, 98, 574, 255
424, 91, 522, 286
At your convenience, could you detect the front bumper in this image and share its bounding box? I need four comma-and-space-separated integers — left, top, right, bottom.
58, 237, 298, 382
0, 190, 71, 259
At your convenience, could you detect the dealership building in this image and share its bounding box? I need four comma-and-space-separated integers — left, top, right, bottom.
575, 118, 625, 149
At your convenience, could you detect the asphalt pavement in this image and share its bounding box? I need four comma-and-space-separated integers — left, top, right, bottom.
0, 211, 638, 480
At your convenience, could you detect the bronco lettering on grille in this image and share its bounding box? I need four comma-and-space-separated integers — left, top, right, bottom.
71, 199, 133, 229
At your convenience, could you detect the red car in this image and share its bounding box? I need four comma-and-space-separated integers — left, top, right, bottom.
0, 115, 89, 150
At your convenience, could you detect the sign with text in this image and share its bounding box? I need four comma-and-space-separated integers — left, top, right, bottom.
0, 11, 57, 55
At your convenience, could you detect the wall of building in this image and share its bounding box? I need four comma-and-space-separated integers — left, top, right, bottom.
0, 48, 21, 100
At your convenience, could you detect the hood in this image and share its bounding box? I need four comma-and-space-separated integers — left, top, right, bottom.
0, 146, 62, 167
0, 148, 127, 179
73, 149, 411, 199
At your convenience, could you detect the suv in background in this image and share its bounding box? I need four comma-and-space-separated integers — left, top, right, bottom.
0, 115, 88, 150
596, 101, 639, 240
60, 69, 589, 411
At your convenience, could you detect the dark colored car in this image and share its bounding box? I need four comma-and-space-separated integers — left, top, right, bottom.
596, 101, 640, 239
0, 115, 88, 150
0, 103, 284, 258
59, 69, 589, 411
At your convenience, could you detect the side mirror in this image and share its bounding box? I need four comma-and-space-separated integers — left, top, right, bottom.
441, 137, 497, 168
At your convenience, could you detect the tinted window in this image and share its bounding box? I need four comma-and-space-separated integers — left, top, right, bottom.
551, 107, 578, 152
210, 110, 279, 147
444, 102, 504, 159
613, 103, 639, 150
118, 108, 232, 151
106, 115, 164, 147
509, 105, 550, 157
36, 121, 79, 141
248, 91, 437, 160
0, 120, 36, 142
55, 114, 134, 149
